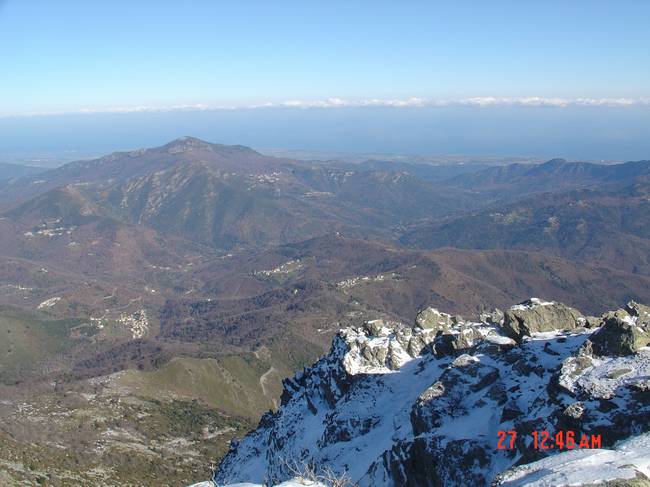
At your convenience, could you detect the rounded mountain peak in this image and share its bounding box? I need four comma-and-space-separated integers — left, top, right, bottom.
163, 136, 215, 153
541, 157, 568, 167
161, 137, 258, 156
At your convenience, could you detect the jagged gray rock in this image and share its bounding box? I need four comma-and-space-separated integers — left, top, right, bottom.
212, 300, 650, 487
431, 324, 485, 356
479, 308, 504, 325
415, 307, 453, 332
343, 320, 439, 372
363, 318, 388, 337
626, 301, 650, 325
501, 298, 583, 340
590, 308, 650, 356
579, 315, 602, 328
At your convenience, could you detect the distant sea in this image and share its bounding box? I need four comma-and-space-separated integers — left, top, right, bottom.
1, 105, 649, 161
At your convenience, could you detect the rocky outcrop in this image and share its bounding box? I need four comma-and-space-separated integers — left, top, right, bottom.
591, 304, 650, 356
212, 299, 650, 487
501, 298, 583, 340
627, 301, 650, 325
479, 308, 505, 325
345, 318, 439, 372
415, 307, 454, 332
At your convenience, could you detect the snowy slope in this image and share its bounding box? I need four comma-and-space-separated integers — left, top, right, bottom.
208, 300, 650, 487
496, 432, 650, 486
189, 481, 325, 487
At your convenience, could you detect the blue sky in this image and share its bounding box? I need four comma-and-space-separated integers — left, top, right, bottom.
2, 0, 649, 114
1, 1, 649, 159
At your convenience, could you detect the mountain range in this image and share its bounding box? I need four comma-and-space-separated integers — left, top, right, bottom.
0, 137, 648, 485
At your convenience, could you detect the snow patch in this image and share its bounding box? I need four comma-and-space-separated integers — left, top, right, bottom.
510, 298, 555, 311
497, 432, 650, 486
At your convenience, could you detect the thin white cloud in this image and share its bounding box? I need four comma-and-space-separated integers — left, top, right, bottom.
2, 97, 650, 118
457, 96, 645, 107
78, 103, 215, 114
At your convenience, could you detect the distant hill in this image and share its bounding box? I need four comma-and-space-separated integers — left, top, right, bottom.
0, 137, 285, 202
0, 137, 480, 249
0, 162, 45, 181
401, 182, 650, 274
329, 158, 491, 182
448, 158, 650, 198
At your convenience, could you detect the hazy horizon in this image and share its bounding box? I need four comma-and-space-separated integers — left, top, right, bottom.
2, 105, 650, 164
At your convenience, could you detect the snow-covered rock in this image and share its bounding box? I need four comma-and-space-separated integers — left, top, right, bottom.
501, 298, 583, 341
210, 300, 650, 487
495, 432, 650, 486
415, 307, 454, 331
590, 306, 650, 356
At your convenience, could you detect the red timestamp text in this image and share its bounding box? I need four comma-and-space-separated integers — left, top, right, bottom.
497, 430, 602, 450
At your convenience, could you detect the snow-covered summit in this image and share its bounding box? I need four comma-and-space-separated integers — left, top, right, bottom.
207, 299, 650, 487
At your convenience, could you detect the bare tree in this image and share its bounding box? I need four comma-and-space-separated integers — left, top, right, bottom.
282, 457, 359, 487
209, 457, 356, 487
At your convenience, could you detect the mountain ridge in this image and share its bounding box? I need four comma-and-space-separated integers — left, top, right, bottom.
447, 157, 650, 197
212, 299, 650, 487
